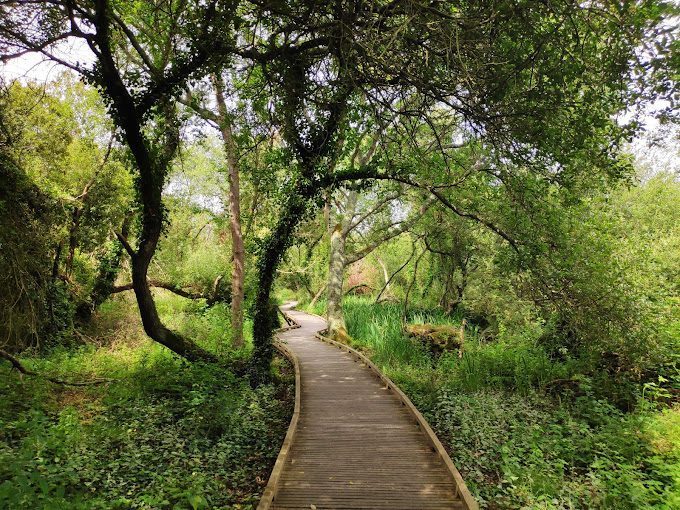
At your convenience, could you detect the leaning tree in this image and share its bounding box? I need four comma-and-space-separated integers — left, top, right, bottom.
1, 0, 240, 361
2, 0, 672, 379
231, 0, 672, 380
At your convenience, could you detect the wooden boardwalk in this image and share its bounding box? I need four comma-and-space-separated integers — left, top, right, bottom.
260, 305, 476, 510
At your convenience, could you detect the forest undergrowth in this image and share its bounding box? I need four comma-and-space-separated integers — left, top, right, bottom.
305, 297, 680, 509
1, 293, 293, 510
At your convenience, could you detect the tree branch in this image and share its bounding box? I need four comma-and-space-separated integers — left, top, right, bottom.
375, 240, 417, 303
1, 349, 113, 386
115, 230, 135, 258
345, 190, 402, 235
111, 279, 228, 304
346, 197, 434, 264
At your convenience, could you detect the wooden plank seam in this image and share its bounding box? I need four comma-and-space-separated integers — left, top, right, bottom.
312, 331, 479, 510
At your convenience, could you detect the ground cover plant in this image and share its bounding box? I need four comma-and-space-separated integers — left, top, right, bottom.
304, 296, 679, 509
1, 294, 293, 509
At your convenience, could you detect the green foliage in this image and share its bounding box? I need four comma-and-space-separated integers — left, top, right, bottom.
0, 149, 58, 349
338, 297, 679, 509
0, 296, 292, 509
0, 78, 133, 350
426, 391, 679, 509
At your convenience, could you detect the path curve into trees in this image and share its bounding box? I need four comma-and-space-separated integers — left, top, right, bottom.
261, 304, 476, 510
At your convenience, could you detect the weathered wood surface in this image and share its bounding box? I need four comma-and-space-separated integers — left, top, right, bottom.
265, 304, 474, 510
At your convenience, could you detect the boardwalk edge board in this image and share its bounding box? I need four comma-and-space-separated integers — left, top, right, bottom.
257, 311, 302, 510
312, 332, 479, 510
259, 306, 479, 510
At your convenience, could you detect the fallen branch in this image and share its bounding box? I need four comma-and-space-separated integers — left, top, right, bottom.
345, 283, 373, 295
112, 279, 206, 300
1, 349, 113, 386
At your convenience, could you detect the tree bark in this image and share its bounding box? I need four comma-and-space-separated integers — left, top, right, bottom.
213, 74, 245, 349
91, 4, 215, 362
325, 190, 358, 340
251, 191, 310, 384
326, 223, 348, 338
65, 206, 82, 277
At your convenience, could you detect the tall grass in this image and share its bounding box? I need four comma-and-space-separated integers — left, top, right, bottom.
332, 296, 679, 508
339, 296, 568, 394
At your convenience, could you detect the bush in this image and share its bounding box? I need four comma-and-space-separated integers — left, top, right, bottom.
341, 297, 680, 509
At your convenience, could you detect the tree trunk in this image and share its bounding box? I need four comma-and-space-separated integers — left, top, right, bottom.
377, 256, 390, 295
325, 188, 359, 341
95, 38, 214, 361
326, 223, 348, 339
130, 228, 216, 361
251, 191, 310, 384
65, 206, 82, 277
213, 75, 245, 349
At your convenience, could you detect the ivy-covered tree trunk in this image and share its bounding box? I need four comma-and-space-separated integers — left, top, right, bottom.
76, 239, 123, 321
251, 199, 302, 382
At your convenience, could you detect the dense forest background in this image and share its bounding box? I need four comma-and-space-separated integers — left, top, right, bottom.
1, 0, 679, 508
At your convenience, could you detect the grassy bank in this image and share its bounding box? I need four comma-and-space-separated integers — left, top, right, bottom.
1, 294, 293, 509
306, 296, 679, 509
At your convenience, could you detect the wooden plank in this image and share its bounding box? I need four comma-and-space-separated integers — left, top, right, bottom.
256, 319, 302, 510
312, 330, 479, 510
257, 304, 478, 510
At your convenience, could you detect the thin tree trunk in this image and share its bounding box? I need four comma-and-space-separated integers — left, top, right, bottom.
65, 206, 82, 277
403, 248, 426, 323
213, 74, 245, 348
375, 243, 416, 303
309, 283, 327, 308
377, 256, 389, 290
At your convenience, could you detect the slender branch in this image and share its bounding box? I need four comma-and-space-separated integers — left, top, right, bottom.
375, 241, 417, 303
383, 174, 521, 253
114, 230, 135, 258
345, 190, 402, 235
1, 349, 113, 386
346, 197, 434, 264
110, 11, 159, 77
426, 188, 520, 253
345, 283, 373, 294
179, 91, 219, 123
309, 283, 327, 308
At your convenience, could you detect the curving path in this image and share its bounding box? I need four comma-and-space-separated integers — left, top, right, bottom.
264, 304, 471, 510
